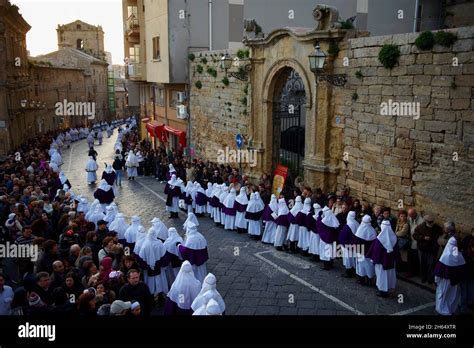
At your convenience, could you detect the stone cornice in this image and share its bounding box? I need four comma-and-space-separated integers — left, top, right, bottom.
244, 28, 347, 47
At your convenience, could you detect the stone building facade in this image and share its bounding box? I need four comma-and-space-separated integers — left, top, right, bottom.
190, 6, 474, 231
57, 20, 106, 61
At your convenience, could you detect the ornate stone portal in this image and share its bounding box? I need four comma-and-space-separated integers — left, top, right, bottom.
244, 4, 348, 192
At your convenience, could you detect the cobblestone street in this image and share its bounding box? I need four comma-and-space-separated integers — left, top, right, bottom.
63, 132, 436, 315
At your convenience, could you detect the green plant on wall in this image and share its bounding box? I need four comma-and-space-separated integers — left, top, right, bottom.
355, 70, 363, 79
352, 92, 358, 101
338, 19, 354, 29
378, 44, 400, 69
434, 31, 457, 47
415, 31, 435, 50
188, 53, 195, 61
207, 67, 217, 78
243, 84, 249, 95
237, 49, 250, 59
200, 57, 208, 65
222, 77, 229, 86
328, 41, 340, 56
195, 81, 202, 89
196, 65, 204, 74
240, 96, 247, 105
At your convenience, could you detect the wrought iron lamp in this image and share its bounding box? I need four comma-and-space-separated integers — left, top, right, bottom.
220, 52, 233, 73
308, 42, 347, 87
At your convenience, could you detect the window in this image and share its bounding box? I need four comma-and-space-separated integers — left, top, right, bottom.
129, 45, 140, 63
76, 39, 84, 50
169, 90, 179, 109
127, 5, 138, 17
152, 36, 160, 60
77, 24, 81, 30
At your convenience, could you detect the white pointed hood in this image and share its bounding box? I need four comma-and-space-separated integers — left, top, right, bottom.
439, 236, 466, 267
355, 215, 377, 241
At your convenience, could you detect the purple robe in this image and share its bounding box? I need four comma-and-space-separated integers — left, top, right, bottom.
178, 244, 209, 266
146, 255, 170, 277
295, 212, 307, 227
317, 221, 339, 244
101, 172, 116, 186
234, 201, 247, 213
245, 210, 264, 221
165, 251, 183, 268
275, 214, 290, 228
354, 236, 374, 257
222, 206, 237, 216
166, 171, 177, 181
93, 189, 115, 204
164, 298, 193, 316
366, 239, 401, 270
339, 224, 357, 246
184, 194, 193, 205
434, 262, 468, 286
165, 186, 181, 207
307, 214, 316, 233
210, 196, 220, 208
195, 192, 208, 206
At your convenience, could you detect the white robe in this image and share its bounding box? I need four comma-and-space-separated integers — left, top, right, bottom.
374, 264, 397, 292
356, 255, 375, 278
287, 222, 299, 242
261, 221, 277, 244
435, 277, 461, 315
235, 210, 247, 229
319, 240, 335, 261
273, 225, 288, 247
247, 219, 262, 236
341, 246, 357, 269
297, 226, 310, 251
308, 232, 320, 255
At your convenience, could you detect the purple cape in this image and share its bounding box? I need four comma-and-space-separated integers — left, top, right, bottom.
222, 206, 237, 216
101, 172, 116, 186
195, 192, 208, 206
164, 298, 193, 316
184, 194, 192, 205
355, 236, 374, 256
245, 210, 263, 221
434, 262, 468, 286
317, 220, 339, 244
234, 201, 247, 213
210, 196, 220, 208
339, 224, 357, 246
178, 244, 209, 266
275, 214, 290, 228
165, 251, 182, 268
262, 205, 275, 222
295, 212, 308, 227
366, 238, 401, 270
306, 214, 316, 233
94, 189, 115, 204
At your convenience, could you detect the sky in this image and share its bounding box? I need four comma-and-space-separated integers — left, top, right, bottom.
11, 0, 124, 64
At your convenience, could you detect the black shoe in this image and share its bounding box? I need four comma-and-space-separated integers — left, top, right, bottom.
321, 261, 332, 271
357, 276, 366, 285
276, 246, 284, 251
312, 255, 321, 262
376, 290, 388, 298
342, 269, 354, 278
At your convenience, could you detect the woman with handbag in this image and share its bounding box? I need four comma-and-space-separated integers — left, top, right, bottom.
395, 210, 410, 272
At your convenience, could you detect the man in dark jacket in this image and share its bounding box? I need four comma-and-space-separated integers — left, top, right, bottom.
118, 269, 154, 316
413, 215, 443, 284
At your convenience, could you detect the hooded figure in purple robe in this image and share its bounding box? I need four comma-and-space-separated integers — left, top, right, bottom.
234, 186, 249, 234
296, 198, 312, 255
262, 194, 278, 244
274, 198, 290, 250
354, 215, 377, 285
366, 220, 401, 297
178, 220, 208, 283
194, 183, 208, 215
318, 207, 340, 270
93, 179, 115, 206
223, 188, 237, 231
164, 260, 201, 316
434, 237, 468, 315
308, 204, 322, 260
245, 192, 265, 238
287, 196, 303, 252
165, 175, 182, 218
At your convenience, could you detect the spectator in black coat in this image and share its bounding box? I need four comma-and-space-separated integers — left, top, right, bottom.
118, 269, 153, 316
36, 240, 60, 274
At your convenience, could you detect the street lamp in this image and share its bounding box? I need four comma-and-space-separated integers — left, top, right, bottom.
20, 99, 27, 108
220, 52, 233, 73
308, 42, 347, 87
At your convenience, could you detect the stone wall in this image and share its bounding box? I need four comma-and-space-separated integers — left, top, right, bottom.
333, 27, 474, 232
189, 49, 250, 164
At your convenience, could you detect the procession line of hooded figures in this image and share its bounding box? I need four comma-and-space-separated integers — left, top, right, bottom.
164, 167, 468, 315
81, 120, 225, 315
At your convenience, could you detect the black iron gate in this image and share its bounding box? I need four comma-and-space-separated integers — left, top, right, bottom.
272, 70, 306, 190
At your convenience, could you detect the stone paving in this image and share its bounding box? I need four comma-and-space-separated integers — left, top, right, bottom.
62, 131, 436, 315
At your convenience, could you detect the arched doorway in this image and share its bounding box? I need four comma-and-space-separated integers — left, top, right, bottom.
272, 68, 306, 192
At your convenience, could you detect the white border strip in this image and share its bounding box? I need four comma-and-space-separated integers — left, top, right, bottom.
254, 250, 365, 315
391, 302, 435, 316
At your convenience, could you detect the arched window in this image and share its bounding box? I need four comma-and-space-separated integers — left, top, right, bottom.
77, 24, 81, 30
77, 39, 84, 50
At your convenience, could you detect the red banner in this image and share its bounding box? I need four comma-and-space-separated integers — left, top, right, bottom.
272, 164, 288, 197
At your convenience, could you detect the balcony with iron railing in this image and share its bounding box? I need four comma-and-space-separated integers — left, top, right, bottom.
126, 15, 140, 37
127, 62, 143, 80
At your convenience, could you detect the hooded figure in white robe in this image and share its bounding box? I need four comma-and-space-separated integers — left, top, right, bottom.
274, 198, 290, 248
94, 179, 115, 210
219, 185, 229, 226
164, 227, 184, 284
246, 192, 265, 237
355, 215, 377, 284
287, 196, 303, 250
87, 200, 106, 228
184, 181, 194, 213
297, 197, 312, 253
87, 133, 94, 148
164, 260, 201, 315
51, 150, 62, 167
190, 181, 199, 210
77, 197, 89, 215
125, 216, 145, 253
194, 183, 208, 215
109, 213, 129, 244
104, 203, 118, 226
318, 207, 340, 265
262, 194, 278, 244
206, 183, 214, 215
139, 228, 169, 296
339, 211, 360, 275
235, 186, 249, 233
212, 184, 222, 223
183, 212, 199, 232
85, 156, 98, 184
150, 217, 169, 243
309, 204, 323, 257
85, 199, 101, 221
97, 129, 103, 145
434, 237, 467, 315
125, 151, 139, 179
191, 273, 226, 314
165, 175, 181, 216
178, 220, 208, 283
223, 188, 237, 231
192, 298, 223, 316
